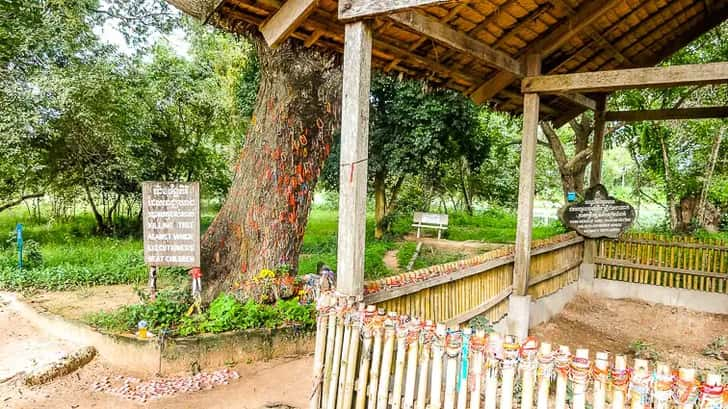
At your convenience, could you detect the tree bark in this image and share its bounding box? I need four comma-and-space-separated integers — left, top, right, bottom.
201, 38, 341, 298
0, 193, 45, 213
459, 157, 473, 215
542, 119, 592, 202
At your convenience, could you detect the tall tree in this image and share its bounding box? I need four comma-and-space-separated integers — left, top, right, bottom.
200, 39, 341, 296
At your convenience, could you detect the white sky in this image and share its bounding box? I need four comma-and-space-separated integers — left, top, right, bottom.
93, 12, 191, 58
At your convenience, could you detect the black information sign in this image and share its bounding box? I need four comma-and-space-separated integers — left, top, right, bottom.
562, 184, 635, 239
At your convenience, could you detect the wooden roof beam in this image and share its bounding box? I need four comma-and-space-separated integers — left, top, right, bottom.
166, 0, 223, 22
469, 0, 622, 104
261, 0, 319, 47
522, 62, 728, 93
547, 0, 633, 67
389, 11, 523, 76
605, 107, 728, 122
339, 0, 456, 21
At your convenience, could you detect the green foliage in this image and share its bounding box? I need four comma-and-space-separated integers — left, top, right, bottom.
396, 242, 468, 271
468, 316, 495, 334
628, 339, 661, 362
702, 336, 727, 360
87, 288, 191, 333
88, 292, 315, 337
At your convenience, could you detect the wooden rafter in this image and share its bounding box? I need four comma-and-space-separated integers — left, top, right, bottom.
523, 62, 728, 93
547, 0, 633, 67
605, 107, 728, 122
389, 11, 523, 75
338, 0, 456, 21
469, 0, 622, 104
260, 0, 319, 47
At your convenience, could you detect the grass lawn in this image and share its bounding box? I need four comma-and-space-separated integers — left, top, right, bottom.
0, 206, 568, 290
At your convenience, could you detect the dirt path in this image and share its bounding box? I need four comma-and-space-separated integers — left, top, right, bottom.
31, 284, 139, 321
530, 294, 728, 371
383, 249, 400, 273
0, 295, 311, 409
403, 235, 505, 254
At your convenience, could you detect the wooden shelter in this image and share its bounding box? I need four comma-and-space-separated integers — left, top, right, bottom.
167, 0, 728, 336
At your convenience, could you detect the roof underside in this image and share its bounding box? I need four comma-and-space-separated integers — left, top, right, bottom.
208, 0, 727, 122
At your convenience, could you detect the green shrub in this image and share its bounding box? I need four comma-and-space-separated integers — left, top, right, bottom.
89, 292, 316, 337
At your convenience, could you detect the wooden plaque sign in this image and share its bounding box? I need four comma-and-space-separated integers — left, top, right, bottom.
142, 182, 200, 267
562, 184, 635, 239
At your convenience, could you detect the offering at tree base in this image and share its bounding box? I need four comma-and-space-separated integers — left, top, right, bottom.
562, 184, 635, 239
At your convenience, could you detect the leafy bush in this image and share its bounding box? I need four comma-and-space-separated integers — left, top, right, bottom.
87, 288, 191, 333
89, 292, 316, 337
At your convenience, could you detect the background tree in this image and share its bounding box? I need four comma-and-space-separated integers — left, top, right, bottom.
323, 75, 489, 239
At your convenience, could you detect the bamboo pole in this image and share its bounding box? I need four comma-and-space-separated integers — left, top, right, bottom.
484, 334, 502, 409
611, 355, 628, 409
519, 337, 538, 409
376, 313, 397, 409
675, 368, 697, 409
443, 331, 460, 409
699, 373, 723, 408
415, 322, 433, 409
322, 300, 339, 409
355, 306, 376, 409
500, 336, 519, 409
456, 329, 472, 409
391, 321, 409, 409
593, 352, 609, 409
554, 346, 571, 409
326, 304, 347, 409
469, 331, 487, 409
652, 363, 671, 409
403, 320, 421, 409
311, 295, 332, 409
367, 310, 385, 409
536, 342, 553, 409
337, 309, 355, 409
430, 324, 447, 409
571, 349, 590, 409
629, 359, 649, 409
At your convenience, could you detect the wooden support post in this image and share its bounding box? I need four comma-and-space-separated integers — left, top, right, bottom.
337, 21, 372, 298
513, 54, 542, 296
590, 95, 607, 187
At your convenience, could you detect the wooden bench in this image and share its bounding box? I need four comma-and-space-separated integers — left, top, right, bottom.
412, 212, 449, 239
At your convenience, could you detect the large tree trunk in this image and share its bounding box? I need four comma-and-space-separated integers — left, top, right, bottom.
542, 118, 592, 202
201, 38, 341, 297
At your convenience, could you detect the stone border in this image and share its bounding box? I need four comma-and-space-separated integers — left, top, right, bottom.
1, 292, 314, 376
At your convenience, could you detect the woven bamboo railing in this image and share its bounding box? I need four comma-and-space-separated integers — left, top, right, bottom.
309, 296, 726, 409
596, 233, 728, 294
362, 233, 584, 325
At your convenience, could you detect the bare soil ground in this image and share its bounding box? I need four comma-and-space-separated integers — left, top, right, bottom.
0, 297, 311, 408
31, 284, 139, 321
403, 234, 505, 254
530, 294, 728, 372
2, 291, 725, 409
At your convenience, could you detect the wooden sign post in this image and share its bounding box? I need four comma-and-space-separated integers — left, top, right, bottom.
142, 182, 201, 295
562, 184, 635, 239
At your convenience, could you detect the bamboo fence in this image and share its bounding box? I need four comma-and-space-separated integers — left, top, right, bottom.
362, 233, 584, 326
310, 295, 727, 409
596, 233, 728, 294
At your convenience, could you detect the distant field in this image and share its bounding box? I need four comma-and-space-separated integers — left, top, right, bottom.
0, 205, 569, 290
